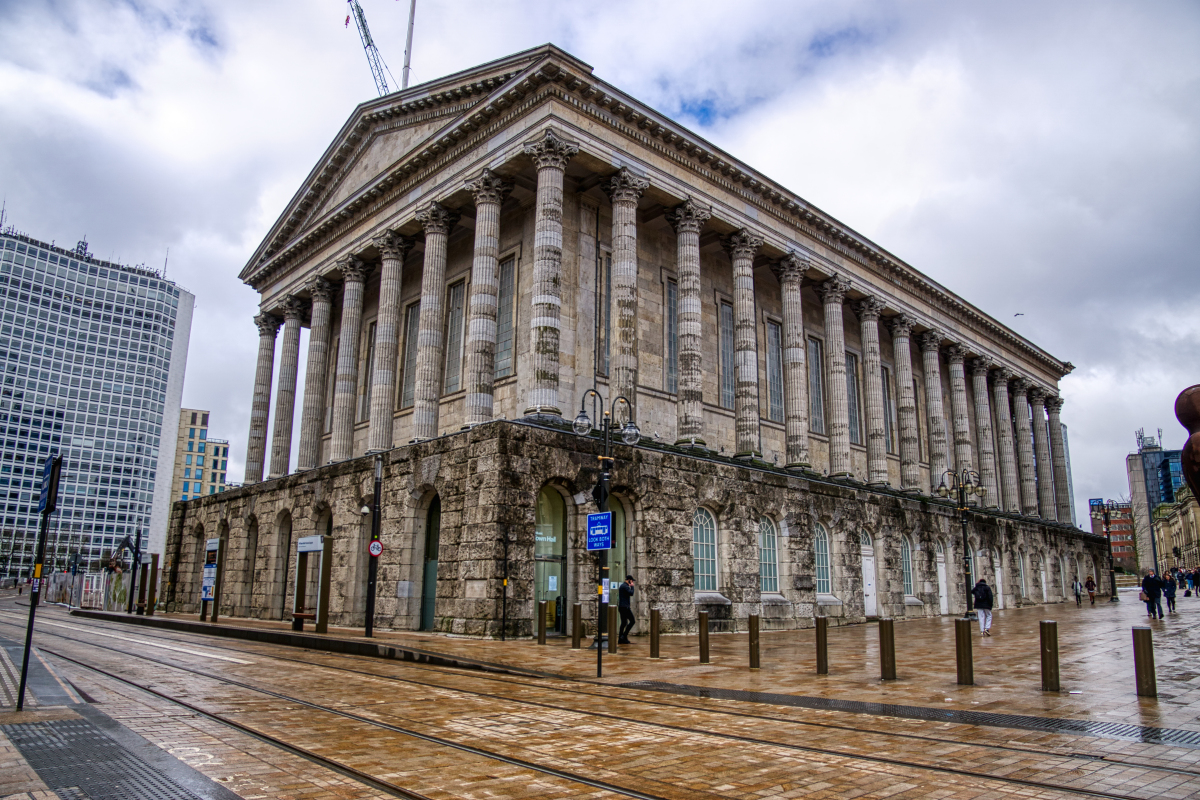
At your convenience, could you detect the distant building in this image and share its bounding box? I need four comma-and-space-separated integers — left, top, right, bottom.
1152, 484, 1198, 571
0, 230, 194, 577
1062, 423, 1077, 526
1089, 499, 1137, 572
1126, 428, 1183, 571
168, 409, 231, 502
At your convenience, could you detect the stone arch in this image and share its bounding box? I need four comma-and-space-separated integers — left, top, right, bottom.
216, 519, 231, 616
272, 509, 293, 620
240, 514, 259, 617
418, 490, 442, 632
534, 480, 574, 636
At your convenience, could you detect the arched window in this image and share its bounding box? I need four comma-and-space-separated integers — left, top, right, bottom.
814, 523, 832, 594
860, 530, 872, 547
901, 536, 914, 596
1018, 549, 1028, 596
692, 508, 718, 591
759, 517, 779, 593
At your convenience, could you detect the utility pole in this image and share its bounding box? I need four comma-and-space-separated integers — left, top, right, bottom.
17, 454, 62, 711
402, 0, 417, 89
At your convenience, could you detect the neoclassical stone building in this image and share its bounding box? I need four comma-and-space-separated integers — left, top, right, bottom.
166, 45, 1106, 635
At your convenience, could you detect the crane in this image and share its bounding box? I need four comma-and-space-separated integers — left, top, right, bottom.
346, 0, 396, 96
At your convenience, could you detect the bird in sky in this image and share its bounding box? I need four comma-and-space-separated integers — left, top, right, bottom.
1014, 313, 1025, 317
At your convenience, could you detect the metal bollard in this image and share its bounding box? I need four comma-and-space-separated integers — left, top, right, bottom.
537, 600, 547, 645
955, 618, 974, 685
879, 618, 896, 680
650, 609, 661, 658
1133, 626, 1157, 698
608, 605, 619, 653
1040, 620, 1060, 692
815, 616, 829, 674
749, 614, 760, 669
572, 603, 582, 649
699, 610, 710, 664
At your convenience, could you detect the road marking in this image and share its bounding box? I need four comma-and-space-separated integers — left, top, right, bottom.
0, 613, 252, 664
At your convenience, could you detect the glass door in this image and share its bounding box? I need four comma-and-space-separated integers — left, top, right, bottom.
534, 488, 567, 634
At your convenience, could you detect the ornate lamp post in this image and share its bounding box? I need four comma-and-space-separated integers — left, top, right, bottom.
1089, 500, 1121, 602
937, 469, 986, 619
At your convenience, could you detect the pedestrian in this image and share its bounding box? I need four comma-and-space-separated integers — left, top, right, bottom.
1141, 569, 1164, 620
972, 578, 993, 636
1071, 576, 1083, 606
1165, 573, 1178, 613
617, 574, 636, 644
1085, 575, 1097, 605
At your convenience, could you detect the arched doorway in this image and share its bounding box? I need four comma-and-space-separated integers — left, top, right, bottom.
243, 517, 259, 617
535, 487, 567, 635
606, 497, 628, 596
420, 496, 441, 631
860, 531, 877, 617
935, 540, 949, 615
993, 550, 1005, 610
1039, 550, 1048, 603
274, 511, 292, 620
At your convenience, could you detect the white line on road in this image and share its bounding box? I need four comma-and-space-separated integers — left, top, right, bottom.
0, 613, 252, 664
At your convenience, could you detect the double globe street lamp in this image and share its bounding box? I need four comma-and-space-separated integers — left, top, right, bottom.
937, 469, 986, 619
1089, 500, 1121, 602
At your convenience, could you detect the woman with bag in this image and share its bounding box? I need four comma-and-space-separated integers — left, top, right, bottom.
1085, 576, 1097, 605
1141, 570, 1164, 619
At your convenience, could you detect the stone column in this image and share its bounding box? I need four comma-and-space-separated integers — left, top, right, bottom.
776, 253, 810, 467
970, 358, 999, 506
853, 297, 887, 485
1011, 377, 1039, 516
918, 331, 950, 489
329, 257, 368, 462
268, 296, 303, 479
244, 313, 280, 484
463, 170, 512, 427
991, 367, 1020, 512
889, 315, 921, 491
412, 201, 460, 441
1029, 387, 1057, 521
946, 344, 974, 475
818, 276, 852, 477
522, 129, 579, 417
297, 278, 333, 471
667, 199, 711, 447
367, 232, 413, 452
605, 168, 650, 415
723, 229, 764, 459
1046, 395, 1073, 523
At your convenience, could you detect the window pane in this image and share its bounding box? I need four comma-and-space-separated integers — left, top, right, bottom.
881, 365, 896, 454
360, 321, 377, 421
767, 321, 783, 423
808, 338, 825, 434
847, 352, 862, 445
901, 536, 914, 596
400, 303, 421, 409
494, 258, 516, 379
759, 517, 779, 593
692, 508, 717, 592
443, 281, 465, 393
719, 303, 734, 409
665, 279, 679, 394
814, 524, 831, 594
913, 378, 923, 460
599, 254, 612, 376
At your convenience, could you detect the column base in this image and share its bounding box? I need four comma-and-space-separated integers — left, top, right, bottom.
675, 436, 707, 449
829, 471, 854, 479
522, 407, 562, 420
866, 480, 889, 488
786, 461, 812, 471
733, 451, 762, 461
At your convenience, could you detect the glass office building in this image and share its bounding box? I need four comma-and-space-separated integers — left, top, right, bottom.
0, 231, 193, 576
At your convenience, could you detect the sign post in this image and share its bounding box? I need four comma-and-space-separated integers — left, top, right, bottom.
364, 455, 382, 638
16, 453, 62, 711
586, 511, 612, 677
199, 538, 220, 621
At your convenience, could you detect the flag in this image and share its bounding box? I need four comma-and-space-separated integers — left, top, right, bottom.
345, 15, 351, 27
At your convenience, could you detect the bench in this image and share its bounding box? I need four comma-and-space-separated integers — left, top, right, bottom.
292, 612, 316, 631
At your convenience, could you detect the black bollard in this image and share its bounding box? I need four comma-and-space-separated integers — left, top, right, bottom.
537, 600, 547, 645
650, 609, 661, 658
608, 605, 619, 653
815, 616, 829, 674
879, 618, 896, 680
1133, 626, 1157, 698
572, 603, 582, 649
955, 618, 974, 685
1040, 620, 1060, 692
749, 614, 760, 669
699, 610, 710, 664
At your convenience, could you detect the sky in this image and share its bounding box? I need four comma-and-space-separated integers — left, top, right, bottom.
0, 0, 1197, 524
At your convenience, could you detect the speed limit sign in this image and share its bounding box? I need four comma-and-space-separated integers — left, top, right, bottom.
368, 540, 383, 557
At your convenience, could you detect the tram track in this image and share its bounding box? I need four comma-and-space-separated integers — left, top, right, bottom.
0, 610, 1188, 800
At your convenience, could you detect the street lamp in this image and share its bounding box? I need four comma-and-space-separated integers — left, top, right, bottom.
937, 469, 986, 619
1089, 500, 1121, 602
573, 388, 639, 678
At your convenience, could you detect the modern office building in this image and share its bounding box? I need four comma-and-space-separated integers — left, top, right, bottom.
0, 230, 194, 576
168, 409, 232, 501
1126, 428, 1183, 572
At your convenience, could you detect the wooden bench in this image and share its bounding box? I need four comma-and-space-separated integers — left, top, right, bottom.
292, 612, 316, 631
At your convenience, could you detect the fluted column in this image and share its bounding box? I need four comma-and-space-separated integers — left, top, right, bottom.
1046, 396, 1073, 523
946, 344, 974, 475
889, 315, 920, 491
298, 278, 333, 471
522, 129, 579, 417
819, 276, 852, 477
776, 253, 810, 467
854, 297, 887, 484
329, 257, 367, 462
667, 199, 711, 447
1011, 377, 1039, 515
367, 232, 413, 451
1029, 387, 1057, 520
918, 331, 949, 488
723, 229, 764, 459
268, 297, 303, 479
970, 358, 999, 506
605, 168, 650, 417
244, 313, 280, 484
991, 367, 1020, 512
463, 170, 512, 427
412, 202, 460, 441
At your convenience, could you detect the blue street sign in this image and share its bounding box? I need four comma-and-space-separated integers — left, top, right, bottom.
586, 512, 612, 551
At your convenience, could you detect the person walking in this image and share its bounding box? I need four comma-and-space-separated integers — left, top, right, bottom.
1071, 577, 1083, 607
1164, 573, 1178, 613
617, 575, 636, 644
972, 578, 993, 636
1142, 570, 1165, 620
1085, 576, 1097, 605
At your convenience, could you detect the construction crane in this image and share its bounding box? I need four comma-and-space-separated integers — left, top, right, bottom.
346, 0, 396, 96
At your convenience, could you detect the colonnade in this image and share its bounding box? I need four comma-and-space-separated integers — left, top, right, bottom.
242, 127, 1073, 523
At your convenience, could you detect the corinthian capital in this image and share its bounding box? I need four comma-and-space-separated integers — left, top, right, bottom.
1010, 376, 1031, 397
279, 294, 305, 321
337, 256, 368, 284
307, 276, 333, 304
604, 167, 650, 204
817, 275, 851, 306
254, 312, 280, 337
523, 128, 579, 171
969, 356, 993, 376
465, 169, 513, 207
666, 198, 712, 236
773, 252, 809, 286
372, 230, 414, 262
917, 330, 943, 353
1045, 395, 1064, 414
852, 296, 884, 322
1028, 386, 1047, 405
888, 314, 915, 338
416, 201, 460, 236
946, 343, 967, 365
721, 228, 764, 261
993, 365, 1013, 382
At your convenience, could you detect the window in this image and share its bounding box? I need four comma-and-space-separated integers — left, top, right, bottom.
183, 468, 190, 478
766, 320, 783, 423
759, 517, 779, 593
665, 278, 679, 394
185, 455, 192, 465
495, 256, 516, 379
190, 412, 197, 424
846, 352, 862, 445
360, 321, 377, 421
808, 338, 826, 434
443, 281, 466, 393
209, 486, 216, 495
400, 303, 420, 409
913, 378, 923, 460
182, 481, 190, 493
598, 252, 613, 375
901, 536, 914, 596
199, 429, 207, 440
201, 413, 208, 426
188, 428, 195, 439
814, 523, 832, 594
881, 365, 896, 454
719, 302, 735, 409
692, 508, 718, 591
198, 443, 205, 453
187, 441, 193, 452
197, 456, 204, 467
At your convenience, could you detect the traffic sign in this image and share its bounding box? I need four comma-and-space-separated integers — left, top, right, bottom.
586, 512, 612, 551
38, 454, 62, 514
368, 540, 383, 557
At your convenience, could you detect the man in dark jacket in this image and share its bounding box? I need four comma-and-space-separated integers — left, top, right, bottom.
617, 575, 636, 644
971, 579, 994, 636
1142, 570, 1164, 619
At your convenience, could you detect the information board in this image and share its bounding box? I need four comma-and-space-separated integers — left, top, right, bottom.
586, 512, 612, 551
297, 535, 326, 553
